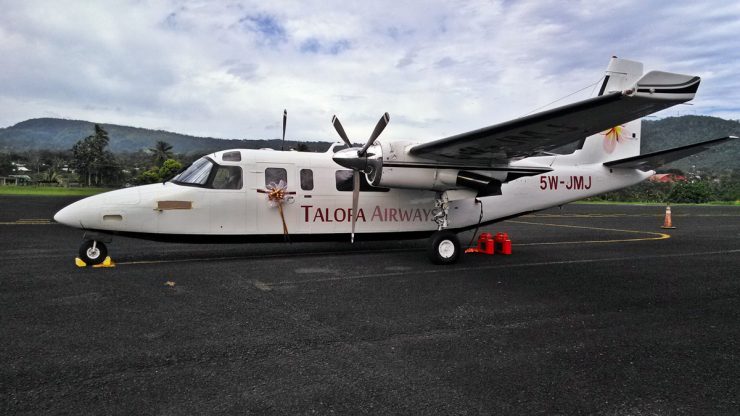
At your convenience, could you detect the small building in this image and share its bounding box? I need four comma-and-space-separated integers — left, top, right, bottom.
11, 162, 30, 173
1, 175, 33, 185
650, 173, 687, 183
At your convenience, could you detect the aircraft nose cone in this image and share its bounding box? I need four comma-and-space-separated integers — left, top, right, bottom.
54, 204, 81, 227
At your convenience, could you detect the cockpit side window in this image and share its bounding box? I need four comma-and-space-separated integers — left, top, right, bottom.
212, 166, 243, 189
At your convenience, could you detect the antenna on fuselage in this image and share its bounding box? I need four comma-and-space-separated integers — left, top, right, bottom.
280, 109, 287, 151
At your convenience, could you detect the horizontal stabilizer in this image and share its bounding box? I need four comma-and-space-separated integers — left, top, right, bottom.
603, 136, 737, 171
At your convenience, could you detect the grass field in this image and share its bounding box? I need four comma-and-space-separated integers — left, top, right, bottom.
577, 200, 739, 206
0, 186, 113, 196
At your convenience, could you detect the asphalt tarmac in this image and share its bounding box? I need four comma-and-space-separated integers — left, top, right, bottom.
1, 196, 738, 415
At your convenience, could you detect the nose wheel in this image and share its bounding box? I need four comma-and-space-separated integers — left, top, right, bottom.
78, 240, 108, 265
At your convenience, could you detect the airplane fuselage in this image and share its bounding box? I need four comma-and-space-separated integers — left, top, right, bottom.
54, 146, 652, 242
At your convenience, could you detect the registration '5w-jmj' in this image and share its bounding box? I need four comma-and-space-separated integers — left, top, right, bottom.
539, 175, 592, 190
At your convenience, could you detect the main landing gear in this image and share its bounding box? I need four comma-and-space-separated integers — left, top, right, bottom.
428, 191, 461, 265
428, 230, 460, 265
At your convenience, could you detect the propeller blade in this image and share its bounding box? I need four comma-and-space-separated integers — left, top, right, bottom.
351, 170, 360, 243
359, 112, 390, 156
331, 115, 353, 148
281, 109, 287, 151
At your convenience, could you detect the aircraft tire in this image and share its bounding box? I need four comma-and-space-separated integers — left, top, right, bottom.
428, 230, 460, 265
79, 240, 107, 265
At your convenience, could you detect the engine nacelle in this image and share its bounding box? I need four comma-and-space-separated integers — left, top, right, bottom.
365, 141, 506, 194
372, 166, 459, 190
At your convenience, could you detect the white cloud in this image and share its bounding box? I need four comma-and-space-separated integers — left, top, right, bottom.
1, 0, 739, 144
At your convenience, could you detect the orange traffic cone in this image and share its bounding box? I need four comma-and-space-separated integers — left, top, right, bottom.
661, 205, 676, 229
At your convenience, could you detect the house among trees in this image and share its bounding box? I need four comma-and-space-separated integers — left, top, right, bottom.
650, 173, 687, 183
0, 175, 32, 185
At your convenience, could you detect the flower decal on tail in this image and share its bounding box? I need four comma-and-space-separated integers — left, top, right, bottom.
602, 125, 631, 154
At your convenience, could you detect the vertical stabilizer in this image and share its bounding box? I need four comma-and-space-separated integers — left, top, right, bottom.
597, 57, 644, 97
574, 57, 644, 163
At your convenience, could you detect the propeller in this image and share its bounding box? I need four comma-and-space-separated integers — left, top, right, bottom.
280, 109, 287, 151
331, 112, 390, 243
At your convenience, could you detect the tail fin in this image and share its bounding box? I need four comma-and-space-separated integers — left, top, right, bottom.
596, 57, 644, 97
575, 57, 644, 163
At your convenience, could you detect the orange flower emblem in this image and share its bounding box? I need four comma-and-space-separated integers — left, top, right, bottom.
602, 125, 628, 154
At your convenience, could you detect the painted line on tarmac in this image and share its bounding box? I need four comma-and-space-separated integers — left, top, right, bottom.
524, 213, 740, 218
267, 249, 740, 287
0, 218, 53, 225
508, 220, 671, 245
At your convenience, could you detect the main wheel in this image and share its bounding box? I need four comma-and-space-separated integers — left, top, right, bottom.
428, 230, 460, 265
79, 240, 108, 265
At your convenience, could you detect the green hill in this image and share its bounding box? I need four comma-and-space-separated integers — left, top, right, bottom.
641, 115, 739, 173
0, 115, 737, 172
0, 118, 332, 154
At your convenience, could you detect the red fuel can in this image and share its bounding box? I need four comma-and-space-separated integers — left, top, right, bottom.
494, 233, 512, 255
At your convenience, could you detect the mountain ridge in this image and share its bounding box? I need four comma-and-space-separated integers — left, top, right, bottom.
1, 115, 738, 172
0, 117, 331, 154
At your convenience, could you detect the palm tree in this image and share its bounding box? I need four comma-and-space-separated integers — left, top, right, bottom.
150, 141, 174, 166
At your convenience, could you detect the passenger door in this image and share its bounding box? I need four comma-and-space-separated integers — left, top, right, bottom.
256, 163, 298, 236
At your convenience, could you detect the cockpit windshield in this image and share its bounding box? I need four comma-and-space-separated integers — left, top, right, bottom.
172, 157, 213, 186
170, 156, 243, 190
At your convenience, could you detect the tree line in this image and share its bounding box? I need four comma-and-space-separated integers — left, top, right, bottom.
1, 124, 737, 202
0, 124, 314, 187
0, 124, 193, 186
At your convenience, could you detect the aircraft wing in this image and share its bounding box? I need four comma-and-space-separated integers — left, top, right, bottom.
408, 71, 700, 165
603, 136, 737, 171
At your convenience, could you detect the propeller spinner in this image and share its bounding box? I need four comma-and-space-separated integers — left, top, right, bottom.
331, 112, 390, 243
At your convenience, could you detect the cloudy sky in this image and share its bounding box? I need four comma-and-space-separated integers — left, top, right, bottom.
1, 0, 739, 142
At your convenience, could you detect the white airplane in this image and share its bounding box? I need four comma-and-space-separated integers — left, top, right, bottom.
55, 57, 736, 265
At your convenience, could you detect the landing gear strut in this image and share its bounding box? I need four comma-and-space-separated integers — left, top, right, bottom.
428, 192, 460, 264
78, 240, 108, 265
432, 191, 449, 230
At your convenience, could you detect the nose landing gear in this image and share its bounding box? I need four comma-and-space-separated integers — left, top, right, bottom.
76, 239, 115, 267
79, 240, 107, 265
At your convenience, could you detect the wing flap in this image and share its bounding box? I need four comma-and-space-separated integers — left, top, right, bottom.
409, 71, 700, 164
603, 136, 737, 171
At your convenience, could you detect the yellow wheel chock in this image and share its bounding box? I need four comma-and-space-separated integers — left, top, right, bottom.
75, 256, 116, 268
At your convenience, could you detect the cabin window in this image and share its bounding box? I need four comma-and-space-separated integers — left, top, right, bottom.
172, 157, 213, 186
265, 168, 287, 187
335, 170, 390, 192
300, 169, 313, 190
222, 151, 241, 162
211, 166, 243, 189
